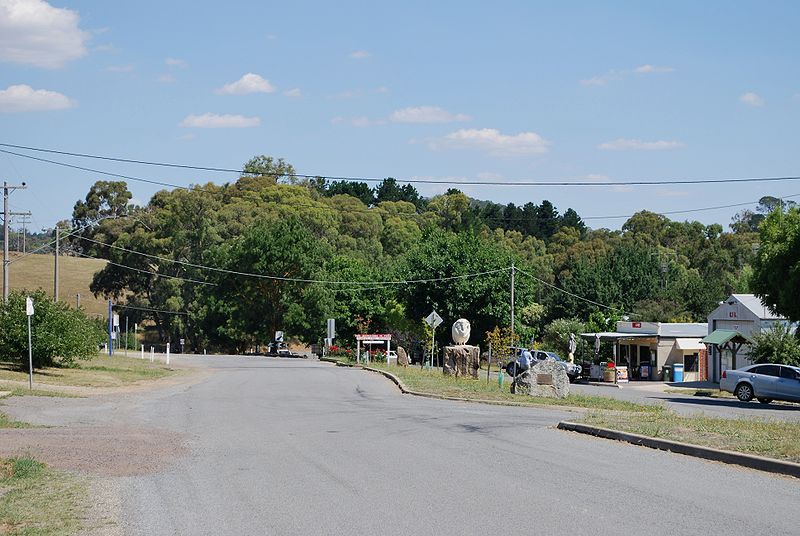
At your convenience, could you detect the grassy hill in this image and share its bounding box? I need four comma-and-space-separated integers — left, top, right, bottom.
6, 253, 108, 318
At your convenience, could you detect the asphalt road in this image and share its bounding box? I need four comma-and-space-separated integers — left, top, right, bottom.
4, 356, 798, 535
570, 382, 800, 421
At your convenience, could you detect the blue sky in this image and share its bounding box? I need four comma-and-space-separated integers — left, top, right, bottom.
1, 0, 799, 231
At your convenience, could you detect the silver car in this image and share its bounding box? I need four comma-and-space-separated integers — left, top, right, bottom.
720, 363, 800, 404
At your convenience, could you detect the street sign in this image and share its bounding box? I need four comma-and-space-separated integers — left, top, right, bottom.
113, 314, 120, 327
25, 296, 34, 316
425, 311, 443, 329
275, 331, 284, 342
326, 319, 336, 340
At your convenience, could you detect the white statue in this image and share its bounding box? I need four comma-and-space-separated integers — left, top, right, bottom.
451, 318, 471, 345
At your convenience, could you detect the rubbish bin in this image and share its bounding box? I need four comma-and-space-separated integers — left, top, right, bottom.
673, 363, 684, 382
662, 365, 672, 382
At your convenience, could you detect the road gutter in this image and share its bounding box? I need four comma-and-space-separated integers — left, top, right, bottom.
557, 421, 800, 479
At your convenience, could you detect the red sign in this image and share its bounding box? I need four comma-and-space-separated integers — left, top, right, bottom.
729, 311, 737, 318
632, 322, 642, 328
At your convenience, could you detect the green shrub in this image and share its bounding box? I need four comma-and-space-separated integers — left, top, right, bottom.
0, 290, 105, 369
750, 323, 800, 366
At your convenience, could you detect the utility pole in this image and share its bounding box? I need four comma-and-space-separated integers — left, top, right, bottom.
3, 181, 27, 304
9, 212, 31, 254
53, 226, 59, 301
510, 262, 516, 345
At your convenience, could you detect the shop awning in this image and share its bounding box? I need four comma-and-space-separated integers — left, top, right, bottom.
674, 338, 704, 351
580, 332, 655, 340
701, 329, 752, 346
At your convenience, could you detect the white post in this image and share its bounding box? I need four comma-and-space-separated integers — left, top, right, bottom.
356, 340, 361, 364
141, 344, 144, 359
386, 339, 390, 365
150, 346, 154, 362
204, 349, 207, 355
166, 343, 170, 365
27, 314, 33, 389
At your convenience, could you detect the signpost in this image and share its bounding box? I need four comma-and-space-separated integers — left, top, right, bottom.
25, 296, 33, 389
424, 311, 443, 369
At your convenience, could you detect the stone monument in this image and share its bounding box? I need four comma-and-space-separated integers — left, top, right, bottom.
443, 319, 480, 378
397, 346, 409, 367
511, 359, 569, 398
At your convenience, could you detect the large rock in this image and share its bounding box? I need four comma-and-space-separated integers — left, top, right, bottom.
443, 345, 480, 378
397, 346, 409, 366
511, 360, 569, 398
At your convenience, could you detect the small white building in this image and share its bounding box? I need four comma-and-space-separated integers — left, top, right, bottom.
706, 294, 791, 382
582, 321, 707, 381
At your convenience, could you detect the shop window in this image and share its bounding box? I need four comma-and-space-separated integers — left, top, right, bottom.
685, 353, 698, 372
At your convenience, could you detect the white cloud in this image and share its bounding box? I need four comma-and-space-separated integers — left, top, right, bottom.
217, 73, 275, 95
390, 106, 471, 124
0, 0, 89, 68
740, 92, 764, 106
582, 64, 675, 86
349, 50, 371, 59
331, 115, 384, 127
165, 57, 187, 68
158, 73, 175, 83
432, 128, 550, 156
0, 84, 75, 112
283, 87, 301, 98
107, 64, 134, 73
580, 75, 610, 86
598, 138, 685, 151
180, 113, 260, 128
635, 64, 675, 73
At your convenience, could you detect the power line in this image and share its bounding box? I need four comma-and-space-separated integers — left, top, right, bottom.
72, 250, 217, 286
112, 303, 188, 316
515, 266, 626, 314
76, 234, 511, 285
4, 142, 800, 187
3, 145, 792, 223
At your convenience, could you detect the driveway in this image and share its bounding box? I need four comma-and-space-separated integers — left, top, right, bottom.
570, 380, 800, 421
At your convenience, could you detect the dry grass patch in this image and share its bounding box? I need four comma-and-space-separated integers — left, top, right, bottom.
579, 410, 800, 463
0, 354, 178, 389
7, 253, 108, 318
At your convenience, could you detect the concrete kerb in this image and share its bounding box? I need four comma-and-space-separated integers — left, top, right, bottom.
360, 366, 587, 411
558, 421, 800, 479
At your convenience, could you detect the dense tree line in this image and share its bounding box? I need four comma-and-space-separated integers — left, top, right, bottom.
66, 155, 768, 353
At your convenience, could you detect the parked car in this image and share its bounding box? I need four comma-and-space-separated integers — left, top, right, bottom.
532, 351, 582, 382
720, 363, 800, 403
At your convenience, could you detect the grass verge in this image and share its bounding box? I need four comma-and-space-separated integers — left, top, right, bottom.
0, 457, 86, 535
0, 354, 179, 388
578, 409, 800, 463
366, 363, 655, 412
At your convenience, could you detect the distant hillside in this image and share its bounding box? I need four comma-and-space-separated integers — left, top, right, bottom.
7, 253, 108, 318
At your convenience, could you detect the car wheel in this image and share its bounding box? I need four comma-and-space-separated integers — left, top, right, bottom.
735, 383, 754, 402
757, 398, 772, 404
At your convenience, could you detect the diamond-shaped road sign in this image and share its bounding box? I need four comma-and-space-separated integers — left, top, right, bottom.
425, 311, 443, 329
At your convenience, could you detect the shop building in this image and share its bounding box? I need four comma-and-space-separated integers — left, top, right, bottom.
705, 294, 791, 382
582, 321, 708, 381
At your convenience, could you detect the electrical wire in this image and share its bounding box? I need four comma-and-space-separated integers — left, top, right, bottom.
4, 142, 800, 187
515, 266, 626, 314
72, 250, 217, 286
112, 303, 188, 316
4, 145, 795, 223
76, 234, 511, 285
